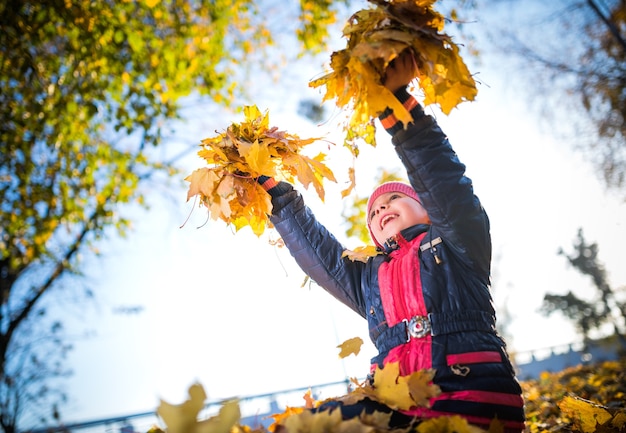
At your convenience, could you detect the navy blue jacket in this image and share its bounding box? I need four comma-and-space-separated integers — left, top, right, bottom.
267, 101, 525, 428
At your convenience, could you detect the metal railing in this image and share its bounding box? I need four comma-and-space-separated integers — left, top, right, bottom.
25, 379, 353, 433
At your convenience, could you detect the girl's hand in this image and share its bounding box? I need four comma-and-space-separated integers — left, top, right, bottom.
383, 49, 419, 93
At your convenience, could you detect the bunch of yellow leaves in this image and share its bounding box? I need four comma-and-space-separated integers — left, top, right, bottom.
310, 0, 477, 153
185, 105, 336, 236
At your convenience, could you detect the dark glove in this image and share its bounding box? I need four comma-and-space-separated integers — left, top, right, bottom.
257, 175, 293, 197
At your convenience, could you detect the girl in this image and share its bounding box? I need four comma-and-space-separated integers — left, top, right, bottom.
258, 52, 525, 432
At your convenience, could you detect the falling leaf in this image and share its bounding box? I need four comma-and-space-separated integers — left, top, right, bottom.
337, 337, 364, 358
341, 167, 356, 198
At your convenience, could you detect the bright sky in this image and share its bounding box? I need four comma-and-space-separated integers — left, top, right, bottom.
50, 7, 626, 429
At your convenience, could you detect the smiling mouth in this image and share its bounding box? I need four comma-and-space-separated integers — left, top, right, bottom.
380, 214, 397, 229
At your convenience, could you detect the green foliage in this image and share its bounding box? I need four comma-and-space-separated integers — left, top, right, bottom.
541, 229, 626, 345
299, 0, 350, 53
1, 0, 268, 277
0, 0, 343, 430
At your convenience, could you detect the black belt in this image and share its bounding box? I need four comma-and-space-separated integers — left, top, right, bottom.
372, 310, 496, 365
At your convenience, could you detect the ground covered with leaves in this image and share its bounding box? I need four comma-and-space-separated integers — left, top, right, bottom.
149, 355, 626, 433
521, 356, 625, 432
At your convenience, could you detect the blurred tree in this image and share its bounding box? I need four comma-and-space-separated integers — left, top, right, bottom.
0, 0, 347, 430
478, 0, 626, 198
540, 228, 626, 350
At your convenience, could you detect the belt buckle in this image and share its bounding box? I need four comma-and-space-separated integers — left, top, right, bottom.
403, 315, 431, 341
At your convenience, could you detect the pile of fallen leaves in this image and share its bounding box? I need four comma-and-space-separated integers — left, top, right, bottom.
521, 355, 626, 432
310, 0, 477, 152
148, 355, 626, 433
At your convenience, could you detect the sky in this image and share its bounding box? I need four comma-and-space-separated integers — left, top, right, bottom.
38, 3, 626, 430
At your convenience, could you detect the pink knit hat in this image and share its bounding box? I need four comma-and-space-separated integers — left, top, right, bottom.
366, 182, 420, 248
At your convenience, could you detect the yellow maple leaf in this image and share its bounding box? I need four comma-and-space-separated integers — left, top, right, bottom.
337, 336, 364, 359
334, 364, 438, 413
341, 166, 356, 198
195, 400, 241, 433
342, 246, 380, 263
281, 406, 346, 433
371, 362, 415, 410
348, 363, 440, 411
348, 53, 413, 126
185, 168, 218, 201
157, 382, 206, 431
267, 406, 305, 432
282, 153, 324, 201
157, 383, 242, 433
558, 395, 612, 433
240, 139, 276, 175
359, 410, 393, 430
404, 368, 440, 408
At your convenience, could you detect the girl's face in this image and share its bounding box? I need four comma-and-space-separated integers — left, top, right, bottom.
369, 191, 430, 245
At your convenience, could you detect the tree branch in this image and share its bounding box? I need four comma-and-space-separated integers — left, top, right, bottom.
4, 209, 99, 349
587, 0, 626, 51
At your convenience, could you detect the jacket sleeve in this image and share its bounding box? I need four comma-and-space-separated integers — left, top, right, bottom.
384, 92, 491, 276
267, 187, 368, 318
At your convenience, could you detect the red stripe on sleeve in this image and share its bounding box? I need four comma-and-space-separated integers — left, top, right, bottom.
260, 177, 278, 191
380, 114, 399, 130
403, 96, 419, 112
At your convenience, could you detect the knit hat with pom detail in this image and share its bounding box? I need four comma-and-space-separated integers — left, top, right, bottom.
366, 182, 420, 248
